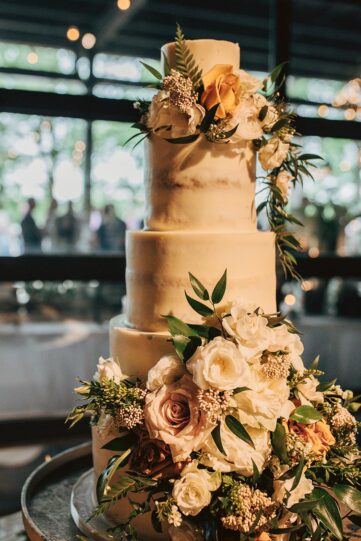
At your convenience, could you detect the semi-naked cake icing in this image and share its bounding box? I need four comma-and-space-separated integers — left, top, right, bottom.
94, 39, 276, 538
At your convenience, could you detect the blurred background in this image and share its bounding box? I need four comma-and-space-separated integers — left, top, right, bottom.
0, 0, 360, 521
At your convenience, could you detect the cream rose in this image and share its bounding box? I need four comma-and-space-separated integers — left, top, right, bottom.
266, 324, 305, 372
168, 520, 203, 541
147, 355, 186, 391
273, 471, 314, 508
93, 356, 126, 385
227, 97, 264, 141
234, 378, 290, 431
201, 421, 270, 476
253, 93, 279, 129
200, 65, 262, 119
222, 302, 270, 356
172, 462, 221, 516
259, 137, 289, 170
147, 91, 205, 138
144, 375, 212, 461
186, 336, 251, 391
296, 375, 324, 405
275, 170, 294, 202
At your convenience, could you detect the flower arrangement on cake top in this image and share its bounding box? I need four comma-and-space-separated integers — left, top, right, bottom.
128, 25, 321, 280
68, 271, 361, 541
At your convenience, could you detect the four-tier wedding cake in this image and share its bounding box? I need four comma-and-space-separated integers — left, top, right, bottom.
69, 31, 361, 541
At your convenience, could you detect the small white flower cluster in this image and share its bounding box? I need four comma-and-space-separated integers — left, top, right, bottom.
163, 69, 197, 114
197, 389, 234, 424
115, 403, 144, 430
331, 403, 356, 430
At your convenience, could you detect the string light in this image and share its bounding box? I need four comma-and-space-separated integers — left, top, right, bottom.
27, 52, 38, 64
308, 246, 320, 258
344, 108, 356, 121
318, 104, 329, 117
117, 0, 131, 10
82, 33, 96, 49
67, 26, 80, 41
301, 280, 314, 292
284, 294, 296, 306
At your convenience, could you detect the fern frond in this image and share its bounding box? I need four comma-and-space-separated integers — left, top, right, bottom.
174, 23, 203, 91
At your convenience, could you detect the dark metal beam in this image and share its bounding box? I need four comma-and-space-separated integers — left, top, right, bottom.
269, 0, 292, 97
1, 254, 361, 283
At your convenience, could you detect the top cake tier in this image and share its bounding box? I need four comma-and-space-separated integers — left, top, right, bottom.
143, 39, 257, 233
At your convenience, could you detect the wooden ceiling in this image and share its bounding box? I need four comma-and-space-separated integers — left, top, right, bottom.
0, 0, 360, 81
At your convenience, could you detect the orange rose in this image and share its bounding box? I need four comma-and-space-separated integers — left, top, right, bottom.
200, 64, 241, 119
255, 533, 271, 541
289, 419, 335, 454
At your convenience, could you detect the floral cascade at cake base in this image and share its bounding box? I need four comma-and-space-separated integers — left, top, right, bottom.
68, 271, 361, 541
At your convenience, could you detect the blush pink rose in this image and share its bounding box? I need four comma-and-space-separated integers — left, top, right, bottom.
144, 375, 213, 461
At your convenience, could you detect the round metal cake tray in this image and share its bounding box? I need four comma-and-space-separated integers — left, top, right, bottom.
21, 442, 112, 541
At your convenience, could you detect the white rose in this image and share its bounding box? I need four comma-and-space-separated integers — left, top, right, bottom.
253, 93, 279, 129
227, 97, 264, 141
186, 336, 251, 391
172, 462, 220, 516
275, 171, 294, 202
273, 471, 314, 508
259, 137, 289, 170
297, 376, 324, 405
168, 520, 203, 541
146, 355, 186, 391
201, 421, 270, 476
93, 357, 126, 385
266, 325, 304, 372
147, 92, 205, 138
234, 377, 290, 431
222, 302, 270, 357
237, 69, 263, 96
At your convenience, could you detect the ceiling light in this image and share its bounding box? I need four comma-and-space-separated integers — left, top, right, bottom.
82, 33, 96, 50
117, 0, 131, 10
27, 52, 38, 65
67, 26, 80, 41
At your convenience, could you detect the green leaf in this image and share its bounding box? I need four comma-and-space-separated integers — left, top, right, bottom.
290, 456, 305, 491
233, 386, 251, 394
211, 422, 226, 455
222, 124, 239, 139
151, 509, 163, 533
188, 324, 221, 340
298, 153, 322, 162
102, 433, 136, 451
332, 484, 361, 515
349, 514, 361, 526
165, 133, 199, 144
252, 459, 260, 483
225, 415, 255, 448
185, 291, 214, 317
258, 105, 268, 122
211, 269, 227, 304
316, 379, 337, 392
96, 451, 131, 502
310, 354, 320, 370
188, 272, 209, 300
257, 201, 267, 214
200, 103, 220, 133
313, 488, 343, 541
271, 117, 290, 132
139, 61, 163, 80
174, 23, 203, 90
269, 61, 288, 82
271, 422, 289, 463
163, 314, 199, 337
288, 498, 323, 513
173, 334, 202, 362
290, 405, 322, 424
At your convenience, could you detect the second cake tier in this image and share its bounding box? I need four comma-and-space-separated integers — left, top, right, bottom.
125, 230, 276, 332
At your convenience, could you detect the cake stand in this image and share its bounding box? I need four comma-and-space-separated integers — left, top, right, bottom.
21, 442, 115, 541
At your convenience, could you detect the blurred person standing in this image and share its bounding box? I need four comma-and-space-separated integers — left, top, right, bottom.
55, 201, 80, 252
20, 198, 42, 253
97, 204, 126, 252
43, 197, 58, 252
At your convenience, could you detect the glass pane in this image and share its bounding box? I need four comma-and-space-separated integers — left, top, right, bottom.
93, 53, 161, 83
0, 113, 87, 255
289, 137, 361, 255
91, 121, 145, 243
0, 72, 86, 95
0, 41, 76, 74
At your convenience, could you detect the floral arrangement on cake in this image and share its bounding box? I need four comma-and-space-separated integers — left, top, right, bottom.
128, 25, 321, 279
68, 271, 361, 541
